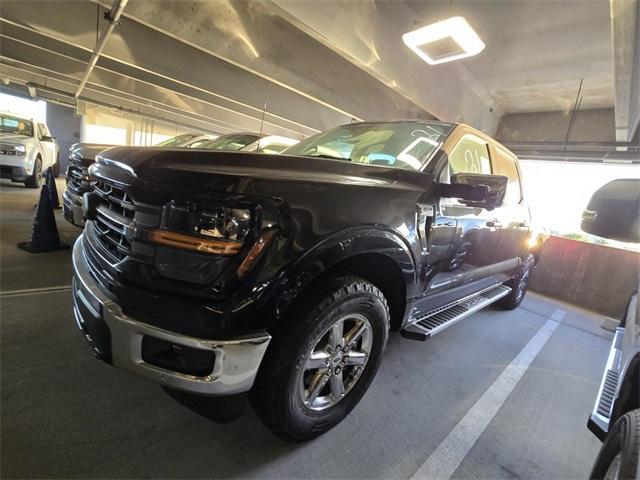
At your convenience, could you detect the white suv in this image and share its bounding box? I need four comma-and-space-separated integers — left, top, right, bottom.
0, 111, 59, 188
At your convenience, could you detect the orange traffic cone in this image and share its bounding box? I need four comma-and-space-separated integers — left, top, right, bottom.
17, 184, 69, 253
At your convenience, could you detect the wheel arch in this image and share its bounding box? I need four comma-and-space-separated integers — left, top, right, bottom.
275, 227, 415, 331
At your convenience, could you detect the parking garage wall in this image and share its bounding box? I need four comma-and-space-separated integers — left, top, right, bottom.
530, 236, 639, 319
46, 103, 80, 173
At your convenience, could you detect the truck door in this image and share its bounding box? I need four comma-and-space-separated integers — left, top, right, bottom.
489, 147, 530, 274
423, 133, 501, 301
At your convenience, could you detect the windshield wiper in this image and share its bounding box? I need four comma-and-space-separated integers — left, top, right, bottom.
308, 154, 351, 161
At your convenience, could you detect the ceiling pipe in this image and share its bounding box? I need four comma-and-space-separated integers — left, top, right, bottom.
74, 0, 128, 98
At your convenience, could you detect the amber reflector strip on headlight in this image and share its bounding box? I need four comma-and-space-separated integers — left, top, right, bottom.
148, 229, 242, 255
237, 230, 275, 277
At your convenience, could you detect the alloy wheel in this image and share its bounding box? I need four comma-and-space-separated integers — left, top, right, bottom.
298, 313, 373, 411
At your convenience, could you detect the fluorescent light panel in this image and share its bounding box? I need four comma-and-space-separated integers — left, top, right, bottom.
403, 16, 485, 65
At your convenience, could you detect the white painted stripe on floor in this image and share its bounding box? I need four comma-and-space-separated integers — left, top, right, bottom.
410, 309, 566, 480
0, 285, 72, 297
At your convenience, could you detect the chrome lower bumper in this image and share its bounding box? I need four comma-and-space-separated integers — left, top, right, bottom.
588, 327, 624, 440
71, 237, 271, 396
63, 189, 85, 227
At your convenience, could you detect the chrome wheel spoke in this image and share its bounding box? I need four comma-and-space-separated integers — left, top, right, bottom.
305, 350, 331, 371
344, 351, 367, 367
329, 321, 344, 350
330, 370, 345, 399
344, 322, 368, 347
307, 372, 330, 404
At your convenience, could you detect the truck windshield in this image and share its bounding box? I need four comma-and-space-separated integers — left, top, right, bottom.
0, 114, 33, 136
155, 133, 197, 147
192, 133, 262, 151
283, 121, 453, 171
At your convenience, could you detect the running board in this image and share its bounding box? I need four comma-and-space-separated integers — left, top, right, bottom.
400, 285, 511, 341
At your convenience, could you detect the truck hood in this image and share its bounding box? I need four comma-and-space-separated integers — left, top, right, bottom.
96, 147, 431, 192
70, 143, 114, 167
0, 132, 32, 144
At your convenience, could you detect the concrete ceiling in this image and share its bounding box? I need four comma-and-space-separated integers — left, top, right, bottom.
1, 0, 634, 138
405, 0, 615, 113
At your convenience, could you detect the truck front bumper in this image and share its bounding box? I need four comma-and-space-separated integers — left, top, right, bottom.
72, 237, 271, 396
63, 189, 85, 227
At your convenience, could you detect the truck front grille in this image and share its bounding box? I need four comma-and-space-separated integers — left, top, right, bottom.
66, 155, 93, 196
94, 180, 135, 220
92, 180, 136, 262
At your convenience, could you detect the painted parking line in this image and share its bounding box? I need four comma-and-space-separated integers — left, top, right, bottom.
410, 309, 566, 480
0, 285, 72, 298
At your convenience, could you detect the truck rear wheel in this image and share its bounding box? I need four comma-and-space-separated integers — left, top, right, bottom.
590, 409, 640, 479
497, 254, 535, 310
251, 275, 389, 441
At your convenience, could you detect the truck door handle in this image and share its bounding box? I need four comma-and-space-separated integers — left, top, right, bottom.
486, 220, 503, 228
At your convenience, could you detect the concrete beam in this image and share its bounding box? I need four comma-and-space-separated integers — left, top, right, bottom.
0, 0, 354, 135
0, 24, 320, 137
610, 0, 640, 141
263, 0, 503, 134
96, 0, 432, 122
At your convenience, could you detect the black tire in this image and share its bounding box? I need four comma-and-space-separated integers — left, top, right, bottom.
496, 253, 535, 310
251, 275, 389, 441
590, 409, 640, 479
24, 156, 43, 189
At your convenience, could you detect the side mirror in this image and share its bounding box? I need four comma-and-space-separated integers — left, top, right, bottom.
40, 135, 55, 142
437, 173, 508, 209
581, 178, 640, 243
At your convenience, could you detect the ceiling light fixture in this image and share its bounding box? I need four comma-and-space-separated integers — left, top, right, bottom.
403, 16, 485, 65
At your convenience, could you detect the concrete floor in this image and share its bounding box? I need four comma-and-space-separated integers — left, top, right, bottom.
1, 180, 609, 478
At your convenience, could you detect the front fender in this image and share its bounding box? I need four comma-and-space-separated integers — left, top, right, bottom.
273, 226, 416, 315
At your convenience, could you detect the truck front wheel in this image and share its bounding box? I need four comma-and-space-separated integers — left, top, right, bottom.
251, 275, 389, 441
24, 156, 43, 189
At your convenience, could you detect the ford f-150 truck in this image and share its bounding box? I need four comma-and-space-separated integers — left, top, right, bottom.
72, 120, 539, 440
0, 111, 59, 188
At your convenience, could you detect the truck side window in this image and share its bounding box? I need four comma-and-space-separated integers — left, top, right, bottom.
440, 135, 491, 183
494, 152, 522, 204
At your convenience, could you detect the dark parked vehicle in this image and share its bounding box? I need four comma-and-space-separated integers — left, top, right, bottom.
63, 133, 261, 227
63, 143, 112, 227
583, 179, 640, 479
72, 120, 539, 440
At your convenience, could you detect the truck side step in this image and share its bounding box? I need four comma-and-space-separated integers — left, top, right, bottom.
400, 285, 511, 341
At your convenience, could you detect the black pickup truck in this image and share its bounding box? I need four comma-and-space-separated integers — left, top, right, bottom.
72, 120, 539, 440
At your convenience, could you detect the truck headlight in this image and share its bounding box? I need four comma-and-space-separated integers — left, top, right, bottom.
15, 145, 26, 156
148, 202, 254, 255
187, 206, 252, 242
